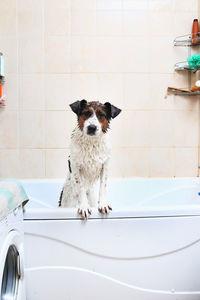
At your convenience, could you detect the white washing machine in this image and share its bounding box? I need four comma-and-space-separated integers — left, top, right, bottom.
0, 204, 26, 300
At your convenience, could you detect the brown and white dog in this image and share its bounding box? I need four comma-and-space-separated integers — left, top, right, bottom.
59, 99, 121, 219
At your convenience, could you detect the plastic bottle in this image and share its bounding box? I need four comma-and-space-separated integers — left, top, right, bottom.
192, 19, 199, 45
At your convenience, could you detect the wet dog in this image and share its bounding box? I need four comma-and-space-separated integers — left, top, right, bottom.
59, 100, 121, 219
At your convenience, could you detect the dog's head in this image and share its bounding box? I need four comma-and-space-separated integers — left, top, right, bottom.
70, 100, 121, 137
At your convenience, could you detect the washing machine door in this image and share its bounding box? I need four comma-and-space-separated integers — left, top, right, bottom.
0, 231, 25, 300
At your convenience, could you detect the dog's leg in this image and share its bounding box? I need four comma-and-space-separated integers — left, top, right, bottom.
87, 187, 96, 208
98, 161, 112, 214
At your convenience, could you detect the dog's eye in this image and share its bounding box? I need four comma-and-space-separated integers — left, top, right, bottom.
83, 111, 91, 117
97, 112, 105, 120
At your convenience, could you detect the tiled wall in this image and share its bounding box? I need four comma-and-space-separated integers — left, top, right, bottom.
0, 0, 199, 178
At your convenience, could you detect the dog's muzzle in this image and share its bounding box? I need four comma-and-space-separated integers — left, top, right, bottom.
87, 125, 97, 136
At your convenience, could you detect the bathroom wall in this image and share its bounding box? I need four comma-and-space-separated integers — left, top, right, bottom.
0, 0, 199, 178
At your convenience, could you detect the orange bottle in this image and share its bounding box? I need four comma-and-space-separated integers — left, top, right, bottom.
0, 84, 2, 99
192, 19, 199, 45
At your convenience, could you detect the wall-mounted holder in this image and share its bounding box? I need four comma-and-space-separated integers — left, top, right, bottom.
167, 33, 200, 96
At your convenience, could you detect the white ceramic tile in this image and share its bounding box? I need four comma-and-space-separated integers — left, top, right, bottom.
123, 147, 149, 177
108, 147, 124, 177
19, 38, 44, 73
173, 0, 198, 12
71, 0, 96, 10
96, 73, 123, 109
0, 0, 16, 36
71, 11, 96, 35
149, 74, 174, 110
46, 149, 70, 178
97, 11, 122, 36
0, 38, 18, 73
173, 12, 196, 36
123, 111, 150, 147
4, 74, 19, 110
174, 111, 199, 147
175, 148, 198, 177
20, 111, 45, 148
95, 37, 123, 72
123, 0, 148, 10
19, 75, 45, 110
71, 37, 97, 72
45, 74, 71, 110
148, 0, 173, 11
44, 0, 70, 35
122, 11, 148, 36
122, 37, 149, 72
0, 110, 18, 148
19, 149, 45, 178
150, 148, 175, 177
149, 37, 174, 73
149, 111, 174, 147
0, 150, 19, 177
97, 0, 122, 10
18, 0, 43, 36
71, 73, 97, 100
45, 111, 72, 148
124, 74, 150, 110
44, 37, 71, 73
108, 112, 124, 147
148, 12, 173, 36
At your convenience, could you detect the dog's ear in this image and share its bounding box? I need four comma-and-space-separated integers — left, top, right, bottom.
104, 102, 121, 119
70, 99, 87, 116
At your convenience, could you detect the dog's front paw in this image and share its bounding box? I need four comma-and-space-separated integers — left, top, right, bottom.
78, 206, 92, 220
98, 203, 112, 214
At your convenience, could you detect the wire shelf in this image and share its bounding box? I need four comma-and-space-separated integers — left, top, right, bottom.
174, 61, 200, 71
174, 33, 200, 47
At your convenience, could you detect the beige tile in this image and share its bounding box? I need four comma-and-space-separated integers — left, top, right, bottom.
97, 0, 122, 10
0, 150, 19, 178
108, 147, 124, 178
148, 0, 173, 11
124, 74, 150, 110
19, 149, 45, 178
20, 111, 45, 148
174, 111, 199, 147
0, 38, 18, 73
96, 37, 123, 72
4, 74, 19, 110
71, 11, 96, 35
46, 149, 70, 178
122, 11, 148, 36
0, 0, 16, 36
149, 111, 174, 147
71, 0, 96, 10
18, 0, 43, 36
108, 112, 124, 147
173, 0, 198, 12
173, 12, 195, 36
123, 148, 149, 177
45, 111, 72, 148
19, 38, 44, 73
0, 110, 18, 148
97, 11, 122, 36
123, 111, 150, 147
149, 37, 173, 73
150, 148, 175, 177
149, 74, 174, 110
123, 0, 148, 10
44, 0, 70, 35
122, 37, 149, 72
147, 12, 173, 36
175, 148, 198, 177
45, 37, 71, 73
71, 73, 97, 100
19, 75, 45, 110
71, 37, 97, 72
45, 74, 71, 110
96, 73, 123, 109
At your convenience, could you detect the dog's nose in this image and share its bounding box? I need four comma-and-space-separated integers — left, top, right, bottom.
87, 125, 97, 135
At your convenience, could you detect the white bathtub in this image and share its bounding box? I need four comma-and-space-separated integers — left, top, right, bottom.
22, 178, 200, 300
